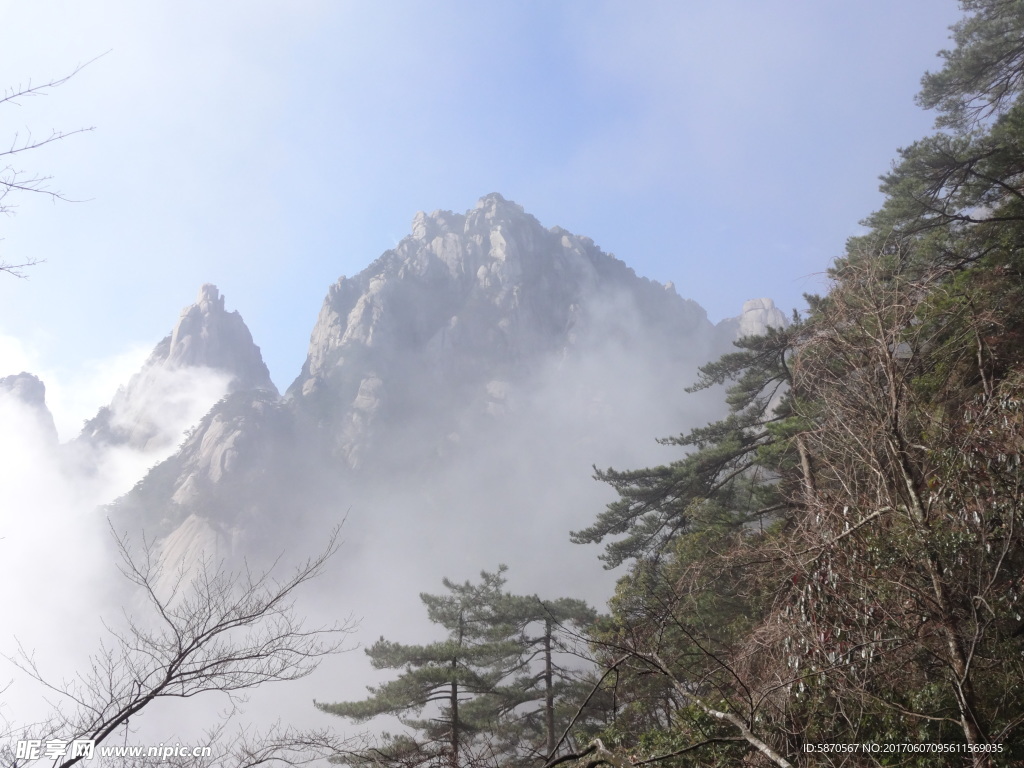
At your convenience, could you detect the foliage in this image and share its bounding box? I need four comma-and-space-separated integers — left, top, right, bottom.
567, 3, 1024, 766
316, 568, 597, 768
571, 326, 800, 569
314, 4, 1024, 766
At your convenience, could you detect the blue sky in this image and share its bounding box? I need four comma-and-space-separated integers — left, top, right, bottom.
0, 0, 961, 436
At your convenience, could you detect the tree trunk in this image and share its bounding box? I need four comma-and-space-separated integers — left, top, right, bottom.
889, 433, 990, 766
544, 618, 555, 757
450, 674, 459, 768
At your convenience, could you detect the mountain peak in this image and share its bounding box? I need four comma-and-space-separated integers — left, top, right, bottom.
738, 297, 788, 337
1, 371, 48, 408
164, 286, 275, 389
474, 192, 522, 214
79, 286, 276, 451
195, 283, 225, 311
0, 371, 58, 443
467, 193, 535, 232
715, 297, 790, 345
291, 195, 715, 467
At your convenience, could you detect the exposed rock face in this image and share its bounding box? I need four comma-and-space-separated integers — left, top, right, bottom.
736, 297, 789, 337
292, 193, 714, 470
715, 297, 789, 345
80, 285, 277, 452
300, 195, 703, 389
1, 371, 50, 409
165, 285, 277, 384
0, 372, 58, 443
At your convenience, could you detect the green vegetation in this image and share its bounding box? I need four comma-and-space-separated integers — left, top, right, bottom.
316, 568, 598, 768
320, 2, 1024, 764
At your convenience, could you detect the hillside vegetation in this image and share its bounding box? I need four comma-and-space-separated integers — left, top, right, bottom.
319, 3, 1024, 767
573, 1, 1024, 764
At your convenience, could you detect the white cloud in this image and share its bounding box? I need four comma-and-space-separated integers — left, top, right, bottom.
0, 393, 109, 727
0, 335, 236, 729
0, 331, 151, 440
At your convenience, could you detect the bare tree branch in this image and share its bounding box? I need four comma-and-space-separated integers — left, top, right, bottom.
4, 523, 354, 768
1, 54, 106, 277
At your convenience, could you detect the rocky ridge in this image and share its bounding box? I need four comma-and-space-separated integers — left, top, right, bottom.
78, 284, 277, 452
290, 193, 714, 469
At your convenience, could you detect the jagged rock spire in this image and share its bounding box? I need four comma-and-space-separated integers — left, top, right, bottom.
79, 285, 276, 451
162, 284, 276, 388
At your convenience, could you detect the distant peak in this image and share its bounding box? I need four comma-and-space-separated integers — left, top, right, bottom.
737, 297, 788, 337
476, 192, 508, 206
196, 283, 225, 311
77, 285, 276, 451
474, 193, 525, 216
409, 195, 529, 242
742, 297, 777, 313
1, 371, 57, 441
0, 371, 48, 407
164, 285, 276, 392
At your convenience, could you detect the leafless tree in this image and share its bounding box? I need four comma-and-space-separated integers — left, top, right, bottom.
779, 250, 1024, 766
582, 549, 800, 768
2, 524, 356, 768
1, 57, 100, 277
573, 242, 1024, 767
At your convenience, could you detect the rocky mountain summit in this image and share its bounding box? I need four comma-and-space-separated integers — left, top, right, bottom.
716, 297, 789, 342
299, 194, 709, 392
162, 284, 277, 386
737, 297, 789, 336
291, 193, 715, 469
79, 284, 277, 452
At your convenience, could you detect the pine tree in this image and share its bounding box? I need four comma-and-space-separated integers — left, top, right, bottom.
316, 568, 522, 768
316, 568, 598, 768
494, 596, 597, 764
570, 2, 1024, 763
